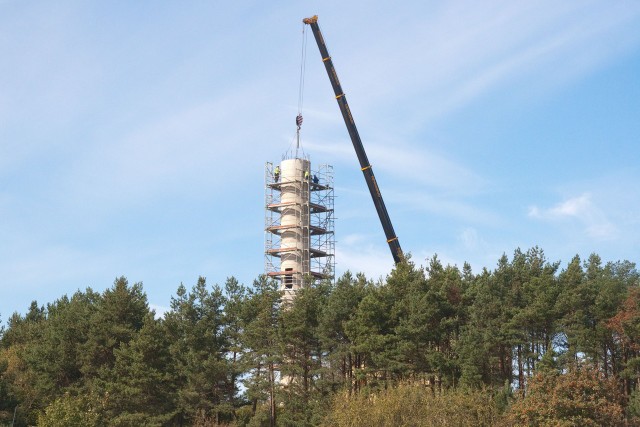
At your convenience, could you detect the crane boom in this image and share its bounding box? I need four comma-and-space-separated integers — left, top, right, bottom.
303, 15, 403, 264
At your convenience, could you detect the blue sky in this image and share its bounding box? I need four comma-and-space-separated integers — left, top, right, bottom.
1, 1, 639, 319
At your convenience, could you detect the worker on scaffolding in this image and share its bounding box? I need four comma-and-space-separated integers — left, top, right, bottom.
313, 174, 319, 184
274, 165, 280, 182
304, 170, 310, 181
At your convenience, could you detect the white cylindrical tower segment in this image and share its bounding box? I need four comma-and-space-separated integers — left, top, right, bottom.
279, 158, 310, 292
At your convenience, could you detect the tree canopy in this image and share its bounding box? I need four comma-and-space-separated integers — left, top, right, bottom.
0, 248, 638, 426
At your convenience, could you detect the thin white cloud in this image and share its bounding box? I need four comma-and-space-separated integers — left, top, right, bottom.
54, 78, 281, 213
529, 193, 617, 240
340, 233, 367, 246
329, 1, 640, 126
529, 193, 590, 219
458, 227, 480, 251
335, 244, 394, 280
551, 194, 591, 218
0, 242, 121, 313
395, 191, 501, 226
305, 138, 486, 195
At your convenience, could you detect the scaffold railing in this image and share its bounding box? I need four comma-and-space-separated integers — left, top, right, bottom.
265, 161, 335, 291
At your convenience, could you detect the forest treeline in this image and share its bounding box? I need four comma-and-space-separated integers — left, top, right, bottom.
1, 247, 639, 426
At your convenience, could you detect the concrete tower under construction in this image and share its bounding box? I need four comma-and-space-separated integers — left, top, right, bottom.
265, 155, 334, 302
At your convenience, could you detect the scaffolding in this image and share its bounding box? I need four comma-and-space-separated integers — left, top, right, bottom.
265, 160, 334, 298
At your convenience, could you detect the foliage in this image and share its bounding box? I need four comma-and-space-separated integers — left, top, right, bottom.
104, 312, 178, 424
81, 277, 149, 383
0, 249, 639, 425
164, 276, 232, 424
36, 392, 103, 427
323, 383, 500, 426
505, 362, 624, 426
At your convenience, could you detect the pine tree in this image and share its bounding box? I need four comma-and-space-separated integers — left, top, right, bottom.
223, 276, 248, 412
459, 262, 511, 388
164, 277, 232, 424
318, 272, 370, 394
104, 313, 178, 425
278, 282, 330, 426
344, 278, 394, 389
25, 290, 98, 398
81, 277, 149, 380
0, 301, 48, 425
240, 275, 282, 427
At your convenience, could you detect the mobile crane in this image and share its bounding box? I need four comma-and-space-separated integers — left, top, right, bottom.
303, 15, 403, 264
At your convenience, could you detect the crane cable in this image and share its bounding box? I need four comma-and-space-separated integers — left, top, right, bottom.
296, 23, 307, 141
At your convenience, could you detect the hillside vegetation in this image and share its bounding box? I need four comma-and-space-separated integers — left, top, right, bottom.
1, 247, 639, 426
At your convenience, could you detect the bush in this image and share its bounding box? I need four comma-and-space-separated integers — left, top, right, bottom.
37, 393, 102, 427
323, 383, 499, 427
505, 363, 624, 427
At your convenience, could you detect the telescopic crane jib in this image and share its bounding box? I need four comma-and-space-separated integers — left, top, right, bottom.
303, 15, 403, 264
